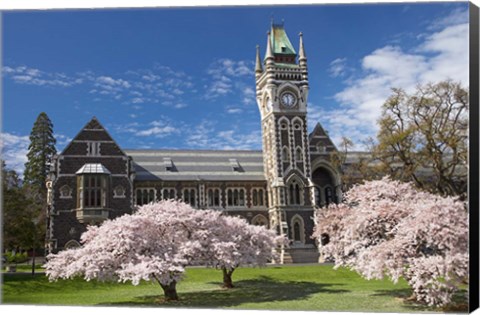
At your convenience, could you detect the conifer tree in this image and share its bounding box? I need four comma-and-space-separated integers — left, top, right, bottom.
23, 112, 57, 193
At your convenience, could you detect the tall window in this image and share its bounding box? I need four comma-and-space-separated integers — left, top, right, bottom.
136, 188, 156, 206
251, 188, 265, 207
293, 221, 301, 241
282, 147, 290, 162
291, 215, 305, 243
227, 188, 245, 207
314, 186, 322, 206
325, 187, 334, 206
207, 188, 221, 207
183, 188, 196, 207
295, 147, 303, 162
77, 174, 108, 208
288, 180, 302, 205
162, 188, 176, 200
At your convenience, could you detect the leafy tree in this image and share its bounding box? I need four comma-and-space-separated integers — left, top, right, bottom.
313, 178, 468, 307
23, 112, 57, 194
2, 162, 38, 251
374, 81, 468, 197
45, 200, 281, 300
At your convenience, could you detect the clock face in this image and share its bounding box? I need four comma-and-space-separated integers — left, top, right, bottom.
281, 92, 297, 108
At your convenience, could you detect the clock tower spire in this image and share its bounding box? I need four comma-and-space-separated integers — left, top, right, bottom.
255, 21, 316, 262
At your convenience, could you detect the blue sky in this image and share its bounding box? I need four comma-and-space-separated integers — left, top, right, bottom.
1, 2, 470, 175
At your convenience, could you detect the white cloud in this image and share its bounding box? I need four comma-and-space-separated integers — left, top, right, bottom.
4, 64, 194, 108
0, 133, 30, 176
227, 107, 243, 114
136, 126, 178, 137
117, 119, 180, 138
185, 120, 261, 150
329, 58, 347, 77
317, 13, 468, 149
242, 86, 255, 105
2, 65, 81, 87
205, 59, 254, 99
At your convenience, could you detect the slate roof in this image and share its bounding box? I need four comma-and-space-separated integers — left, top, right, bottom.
125, 149, 266, 182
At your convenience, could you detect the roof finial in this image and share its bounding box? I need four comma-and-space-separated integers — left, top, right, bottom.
299, 31, 307, 68
265, 31, 274, 59
255, 44, 263, 75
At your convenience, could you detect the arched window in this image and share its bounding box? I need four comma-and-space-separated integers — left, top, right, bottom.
226, 188, 246, 207
182, 188, 196, 207
252, 189, 258, 206
64, 240, 81, 249
282, 146, 290, 162
325, 186, 334, 206
136, 188, 156, 206
251, 188, 265, 207
251, 214, 268, 226
207, 188, 221, 207
291, 215, 305, 243
314, 186, 322, 206
162, 188, 176, 200
295, 147, 303, 162
227, 190, 233, 206
288, 179, 303, 205
293, 221, 301, 241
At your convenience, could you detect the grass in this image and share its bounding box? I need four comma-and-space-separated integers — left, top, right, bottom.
1, 265, 468, 312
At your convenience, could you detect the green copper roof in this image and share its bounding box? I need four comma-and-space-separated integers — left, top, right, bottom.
271, 24, 296, 55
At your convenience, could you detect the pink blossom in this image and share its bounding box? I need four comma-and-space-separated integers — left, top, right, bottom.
313, 177, 468, 307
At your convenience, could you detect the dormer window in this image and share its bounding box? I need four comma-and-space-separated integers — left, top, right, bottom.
229, 159, 242, 172
164, 158, 175, 172
87, 142, 101, 156
281, 47, 286, 52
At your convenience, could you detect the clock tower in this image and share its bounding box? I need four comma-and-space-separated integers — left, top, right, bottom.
255, 21, 318, 262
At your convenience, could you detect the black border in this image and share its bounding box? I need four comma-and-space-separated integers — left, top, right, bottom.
469, 1, 480, 313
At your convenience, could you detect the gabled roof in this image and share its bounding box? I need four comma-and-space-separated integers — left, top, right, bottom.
271, 23, 296, 56
125, 149, 265, 182
60, 116, 128, 157
309, 122, 329, 139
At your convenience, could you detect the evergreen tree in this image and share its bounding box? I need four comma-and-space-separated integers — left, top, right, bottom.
23, 112, 57, 194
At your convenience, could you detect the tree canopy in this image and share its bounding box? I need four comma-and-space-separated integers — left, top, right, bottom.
374, 81, 468, 197
23, 112, 57, 194
313, 177, 468, 307
2, 162, 39, 251
332, 81, 468, 197
45, 200, 282, 300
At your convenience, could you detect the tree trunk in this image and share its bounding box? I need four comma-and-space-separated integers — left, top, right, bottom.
159, 281, 179, 301
222, 267, 235, 288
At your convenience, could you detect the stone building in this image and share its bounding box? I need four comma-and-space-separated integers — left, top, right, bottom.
46, 22, 341, 263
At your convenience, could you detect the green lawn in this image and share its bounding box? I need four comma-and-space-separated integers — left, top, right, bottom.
1, 265, 468, 312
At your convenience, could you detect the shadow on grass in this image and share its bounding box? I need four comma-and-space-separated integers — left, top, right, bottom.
99, 275, 349, 308
3, 273, 122, 296
372, 288, 469, 313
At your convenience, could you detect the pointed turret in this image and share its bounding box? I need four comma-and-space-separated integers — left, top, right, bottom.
298, 32, 307, 68
255, 45, 263, 79
264, 31, 274, 67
